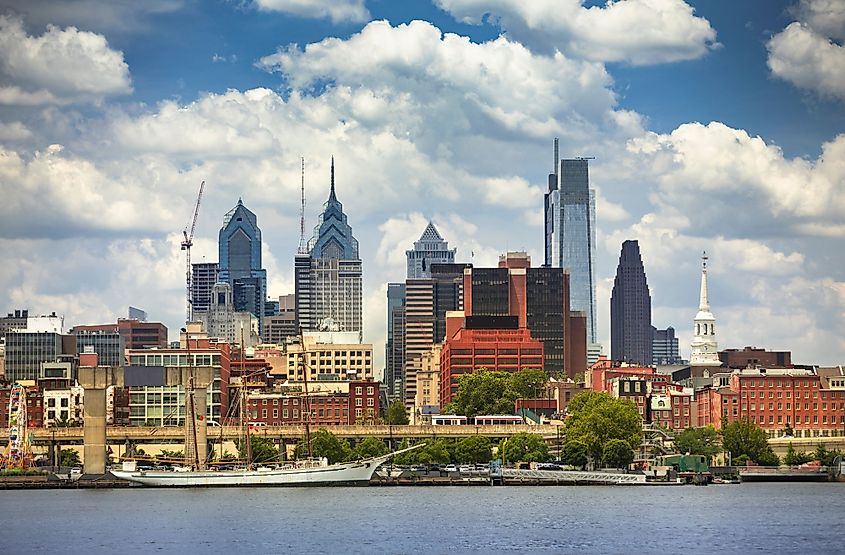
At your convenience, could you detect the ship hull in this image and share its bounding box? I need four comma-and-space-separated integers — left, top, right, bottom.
111, 460, 380, 487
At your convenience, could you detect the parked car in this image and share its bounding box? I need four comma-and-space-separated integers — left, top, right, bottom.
459, 465, 474, 473
444, 464, 458, 472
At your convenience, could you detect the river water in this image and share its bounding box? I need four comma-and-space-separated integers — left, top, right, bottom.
3, 483, 843, 554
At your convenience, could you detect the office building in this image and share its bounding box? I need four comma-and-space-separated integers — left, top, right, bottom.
74, 330, 124, 368
719, 346, 792, 369
190, 262, 219, 315
3, 331, 75, 383
128, 306, 147, 322
652, 326, 682, 365
262, 294, 297, 345
406, 221, 456, 279
544, 139, 598, 346
276, 331, 373, 382
295, 159, 362, 335
218, 199, 267, 335
0, 309, 28, 336
200, 282, 260, 347
385, 283, 406, 400
610, 240, 652, 365
71, 319, 167, 350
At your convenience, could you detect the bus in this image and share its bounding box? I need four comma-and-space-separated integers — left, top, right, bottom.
473, 415, 524, 426
431, 415, 468, 426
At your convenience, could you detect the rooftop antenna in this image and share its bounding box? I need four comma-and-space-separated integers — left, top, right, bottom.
298, 157, 307, 255
553, 138, 559, 177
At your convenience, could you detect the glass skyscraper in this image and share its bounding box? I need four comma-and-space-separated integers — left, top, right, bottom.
610, 240, 652, 365
218, 199, 267, 336
545, 143, 597, 346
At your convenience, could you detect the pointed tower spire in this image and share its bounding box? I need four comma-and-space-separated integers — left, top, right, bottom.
699, 251, 710, 310
329, 156, 336, 201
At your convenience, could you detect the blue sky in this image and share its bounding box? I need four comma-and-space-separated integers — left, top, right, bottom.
0, 0, 843, 367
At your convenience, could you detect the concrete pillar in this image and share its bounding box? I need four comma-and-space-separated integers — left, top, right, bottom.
83, 387, 107, 475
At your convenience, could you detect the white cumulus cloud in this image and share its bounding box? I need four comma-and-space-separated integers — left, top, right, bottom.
0, 15, 132, 105
254, 0, 370, 23
435, 0, 718, 65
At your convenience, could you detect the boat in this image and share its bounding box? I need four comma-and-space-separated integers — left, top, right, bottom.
111, 445, 422, 487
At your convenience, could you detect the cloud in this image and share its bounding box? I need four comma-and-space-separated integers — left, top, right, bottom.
0, 0, 185, 34
767, 2, 845, 100
627, 122, 845, 237
0, 121, 33, 141
254, 0, 370, 24
0, 16, 132, 105
435, 0, 718, 65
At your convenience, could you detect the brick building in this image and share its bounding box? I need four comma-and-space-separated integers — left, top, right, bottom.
245, 380, 379, 426
719, 347, 792, 369
71, 318, 168, 350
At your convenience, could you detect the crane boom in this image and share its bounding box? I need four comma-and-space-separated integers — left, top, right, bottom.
181, 180, 205, 323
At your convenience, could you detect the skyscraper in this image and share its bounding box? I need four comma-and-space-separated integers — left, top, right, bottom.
295, 158, 362, 334
610, 240, 652, 365
385, 282, 406, 400
406, 222, 456, 279
690, 252, 722, 367
218, 199, 267, 335
652, 326, 681, 365
190, 262, 219, 315
544, 139, 598, 347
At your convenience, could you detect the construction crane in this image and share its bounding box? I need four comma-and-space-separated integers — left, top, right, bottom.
181, 180, 205, 323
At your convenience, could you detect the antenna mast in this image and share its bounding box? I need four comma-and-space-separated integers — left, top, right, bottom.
298, 157, 307, 255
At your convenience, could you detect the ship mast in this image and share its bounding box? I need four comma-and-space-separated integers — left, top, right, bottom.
183, 328, 200, 470
300, 327, 313, 459
240, 325, 253, 469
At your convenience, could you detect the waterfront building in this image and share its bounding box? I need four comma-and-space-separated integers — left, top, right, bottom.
43, 385, 84, 427
652, 326, 682, 365
439, 312, 544, 405
462, 252, 586, 377
295, 159, 362, 335
74, 330, 124, 368
262, 294, 297, 345
190, 262, 219, 315
689, 253, 722, 368
218, 199, 267, 336
385, 282, 406, 401
71, 319, 168, 350
413, 344, 441, 423
406, 221, 456, 279
275, 331, 373, 383
544, 139, 598, 348
245, 380, 379, 426
719, 346, 792, 369
610, 240, 652, 366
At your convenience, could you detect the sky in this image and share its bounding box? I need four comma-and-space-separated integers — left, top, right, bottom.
0, 0, 844, 371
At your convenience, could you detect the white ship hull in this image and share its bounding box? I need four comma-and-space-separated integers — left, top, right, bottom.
111, 445, 420, 487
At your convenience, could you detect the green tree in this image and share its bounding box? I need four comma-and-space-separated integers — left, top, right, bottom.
53, 415, 77, 428
415, 439, 452, 464
561, 440, 588, 469
393, 438, 415, 465
352, 437, 389, 459
721, 418, 779, 466
602, 439, 634, 468
294, 429, 352, 464
454, 435, 492, 464
60, 448, 81, 467
238, 435, 279, 464
158, 449, 185, 462
445, 368, 548, 417
674, 426, 722, 462
813, 445, 843, 467
499, 433, 549, 463
784, 443, 813, 466
384, 400, 410, 425
564, 392, 643, 462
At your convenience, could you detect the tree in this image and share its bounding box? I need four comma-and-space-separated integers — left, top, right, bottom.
674, 426, 722, 462
561, 440, 588, 469
564, 392, 643, 462
158, 449, 185, 462
454, 435, 492, 464
238, 435, 279, 464
813, 445, 843, 467
384, 400, 410, 425
60, 448, 81, 467
53, 415, 77, 428
393, 438, 415, 465
294, 429, 352, 464
445, 368, 549, 417
721, 418, 779, 466
352, 437, 389, 459
499, 433, 549, 463
602, 439, 634, 469
784, 443, 813, 466
415, 439, 452, 464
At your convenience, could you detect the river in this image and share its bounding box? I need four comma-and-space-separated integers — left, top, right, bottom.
3, 483, 843, 553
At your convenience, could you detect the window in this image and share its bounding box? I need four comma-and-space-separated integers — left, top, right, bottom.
367, 398, 374, 407
262, 409, 267, 418
367, 387, 374, 395
273, 409, 278, 418
356, 387, 363, 395
356, 398, 362, 407
283, 409, 288, 418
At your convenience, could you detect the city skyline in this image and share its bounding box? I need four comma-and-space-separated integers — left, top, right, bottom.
0, 1, 843, 367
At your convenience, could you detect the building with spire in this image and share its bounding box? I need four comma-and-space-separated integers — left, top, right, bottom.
295, 158, 363, 335
544, 139, 599, 357
689, 252, 722, 367
217, 199, 267, 336
610, 240, 652, 365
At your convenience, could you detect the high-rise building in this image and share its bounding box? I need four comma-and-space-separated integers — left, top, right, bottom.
463, 252, 586, 378
200, 282, 260, 347
218, 199, 267, 335
4, 331, 74, 382
190, 262, 219, 315
406, 222, 456, 279
127, 306, 147, 322
0, 309, 28, 336
652, 326, 682, 365
610, 240, 653, 366
544, 139, 598, 347
295, 159, 362, 334
690, 252, 722, 367
385, 283, 406, 400
263, 294, 297, 345
74, 330, 124, 368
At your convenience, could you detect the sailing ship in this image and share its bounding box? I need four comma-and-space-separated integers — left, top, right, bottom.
113, 329, 420, 487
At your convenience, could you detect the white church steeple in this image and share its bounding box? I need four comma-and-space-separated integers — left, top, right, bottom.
689, 251, 722, 367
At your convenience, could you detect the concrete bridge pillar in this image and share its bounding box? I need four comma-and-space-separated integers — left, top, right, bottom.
78, 367, 114, 475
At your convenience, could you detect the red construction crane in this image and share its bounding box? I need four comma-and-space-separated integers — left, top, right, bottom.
181, 180, 205, 323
